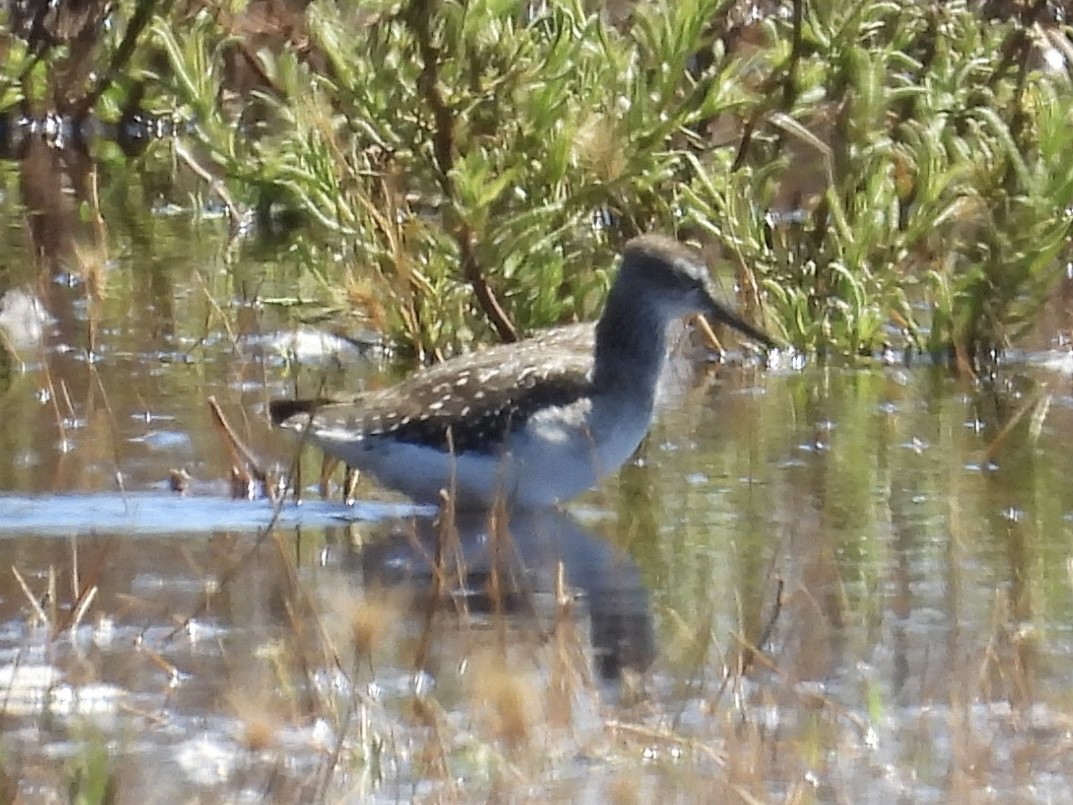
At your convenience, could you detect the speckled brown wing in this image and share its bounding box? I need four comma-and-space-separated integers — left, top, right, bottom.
274, 324, 596, 455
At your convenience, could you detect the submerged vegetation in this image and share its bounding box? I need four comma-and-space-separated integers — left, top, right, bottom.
4, 0, 1073, 363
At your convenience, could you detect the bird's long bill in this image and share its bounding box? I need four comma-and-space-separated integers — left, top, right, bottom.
702, 296, 777, 350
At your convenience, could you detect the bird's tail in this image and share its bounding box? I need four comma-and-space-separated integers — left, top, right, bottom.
268, 398, 332, 426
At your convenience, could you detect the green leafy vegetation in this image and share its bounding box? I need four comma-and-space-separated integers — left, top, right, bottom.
5, 0, 1073, 361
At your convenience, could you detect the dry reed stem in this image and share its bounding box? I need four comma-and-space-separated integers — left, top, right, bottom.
11, 566, 49, 625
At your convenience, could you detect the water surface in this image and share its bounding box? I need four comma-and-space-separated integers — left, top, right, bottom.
1, 205, 1072, 802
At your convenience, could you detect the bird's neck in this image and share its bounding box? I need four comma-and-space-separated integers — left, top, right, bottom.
592, 289, 668, 412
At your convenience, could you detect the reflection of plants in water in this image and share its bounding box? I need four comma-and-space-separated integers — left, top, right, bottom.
62, 728, 119, 805
4, 362, 1073, 799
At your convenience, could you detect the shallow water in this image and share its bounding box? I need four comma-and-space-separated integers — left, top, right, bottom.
2, 203, 1073, 802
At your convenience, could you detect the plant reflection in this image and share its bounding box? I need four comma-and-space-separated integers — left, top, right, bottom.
343, 507, 655, 681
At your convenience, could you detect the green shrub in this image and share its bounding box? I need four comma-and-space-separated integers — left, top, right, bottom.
141, 0, 1073, 363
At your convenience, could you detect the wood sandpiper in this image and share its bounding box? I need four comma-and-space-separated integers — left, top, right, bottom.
270, 234, 775, 509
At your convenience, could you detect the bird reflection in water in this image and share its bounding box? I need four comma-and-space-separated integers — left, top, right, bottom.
342, 508, 655, 681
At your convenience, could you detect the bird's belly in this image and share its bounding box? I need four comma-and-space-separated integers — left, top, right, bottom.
356, 437, 598, 509
317, 405, 648, 509
505, 405, 649, 508
347, 440, 504, 508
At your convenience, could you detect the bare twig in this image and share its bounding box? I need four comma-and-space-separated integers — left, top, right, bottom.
174, 141, 243, 224
90, 363, 129, 509
207, 395, 270, 490
11, 566, 50, 626
405, 0, 517, 344
982, 385, 1050, 465
740, 576, 784, 677
605, 720, 726, 766
76, 0, 159, 114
